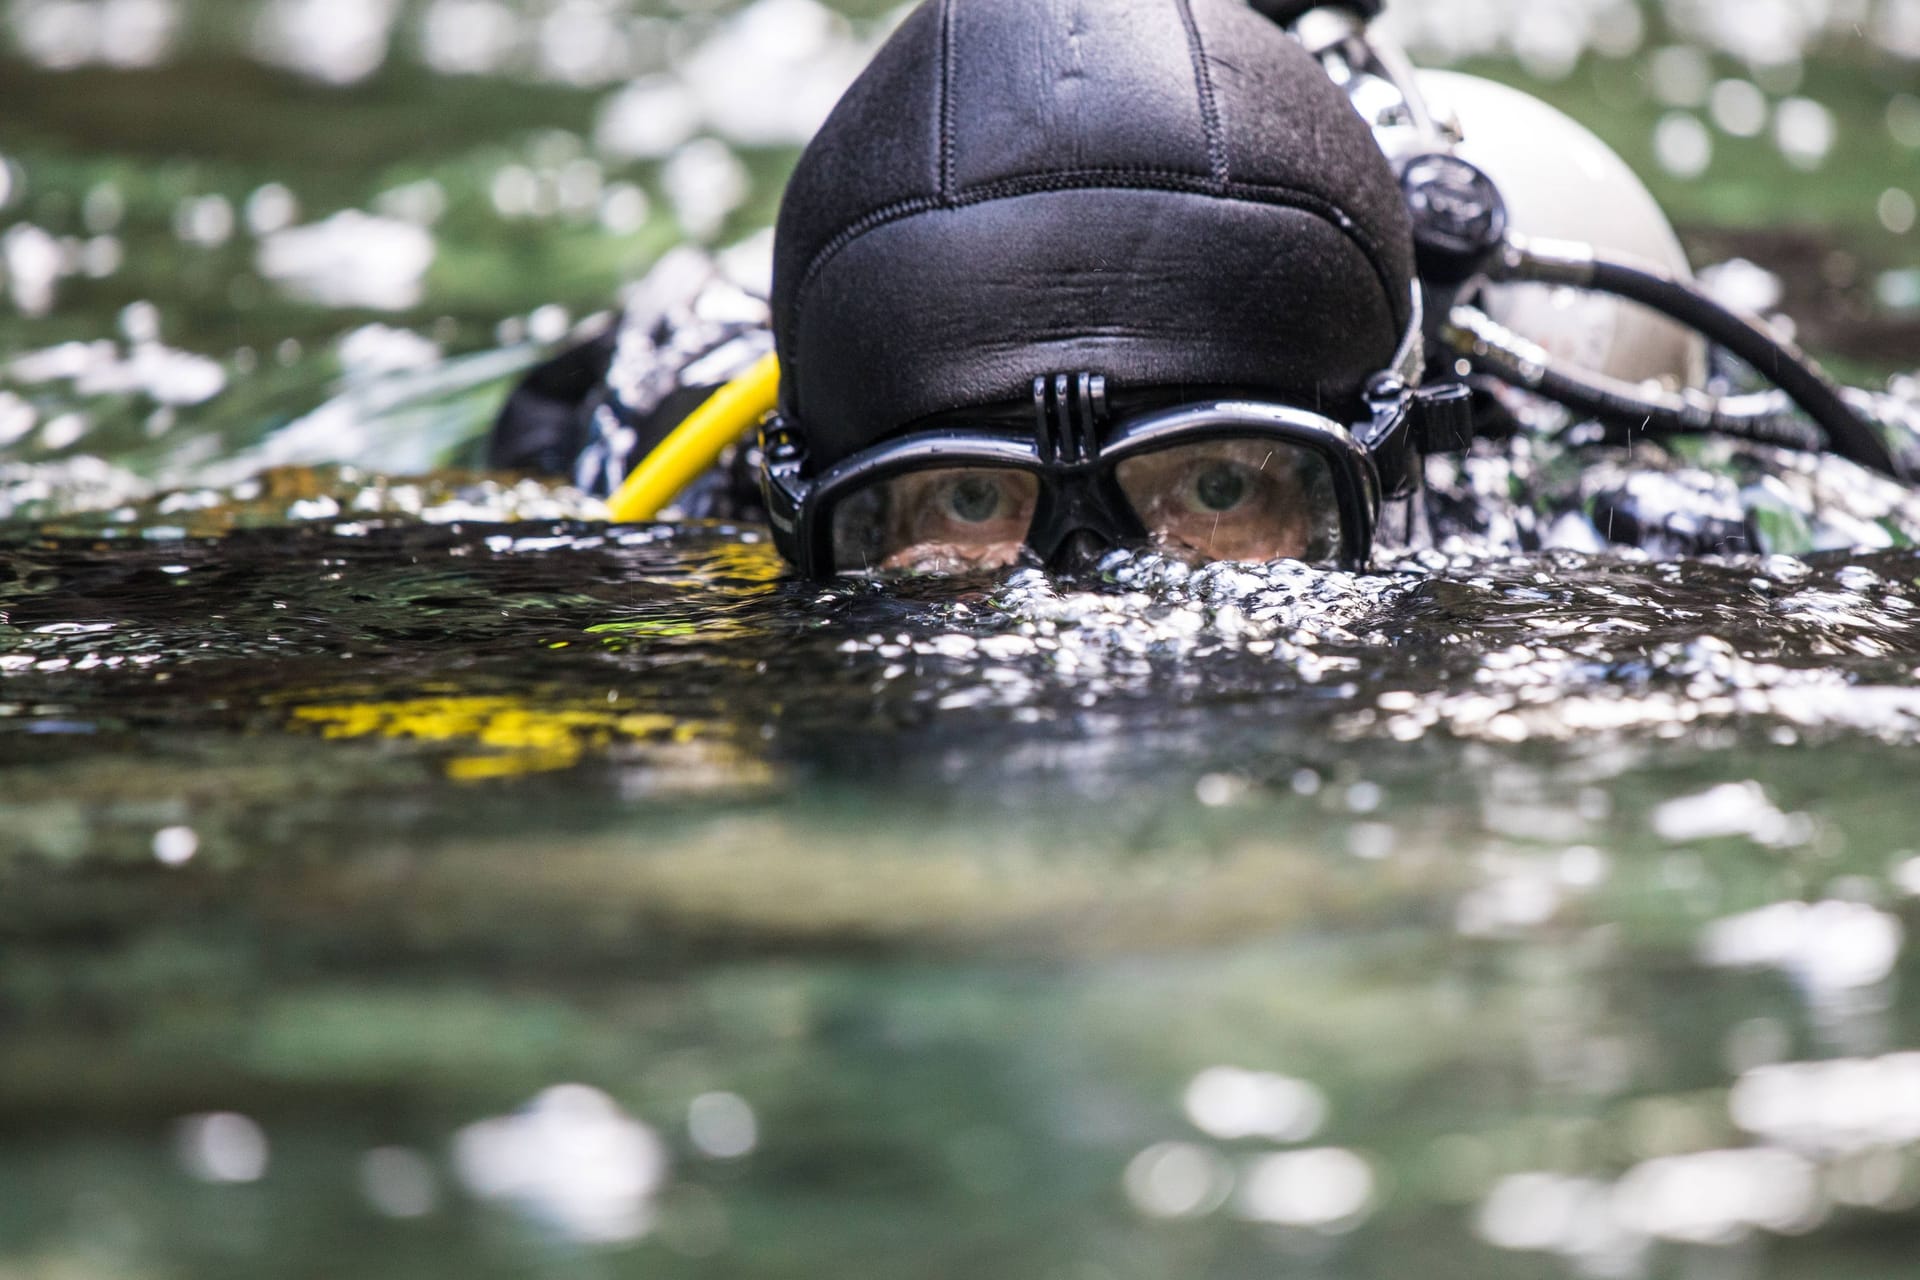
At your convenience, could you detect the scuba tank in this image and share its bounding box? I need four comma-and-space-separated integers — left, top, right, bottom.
1296, 2, 1904, 482
1417, 70, 1708, 389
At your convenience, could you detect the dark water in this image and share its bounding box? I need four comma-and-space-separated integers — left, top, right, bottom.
4, 0, 1920, 1276
7, 517, 1920, 1277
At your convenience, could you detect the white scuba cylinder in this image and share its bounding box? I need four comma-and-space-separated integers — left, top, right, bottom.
1415, 69, 1709, 389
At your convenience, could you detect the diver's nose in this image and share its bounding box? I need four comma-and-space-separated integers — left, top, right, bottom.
1048, 529, 1114, 573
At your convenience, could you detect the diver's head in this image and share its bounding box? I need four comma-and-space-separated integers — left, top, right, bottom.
763, 0, 1422, 576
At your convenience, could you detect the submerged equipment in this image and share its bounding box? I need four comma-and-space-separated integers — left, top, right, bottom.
606, 0, 1911, 568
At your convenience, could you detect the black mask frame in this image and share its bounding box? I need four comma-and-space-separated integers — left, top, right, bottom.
759, 288, 1472, 576
763, 387, 1419, 575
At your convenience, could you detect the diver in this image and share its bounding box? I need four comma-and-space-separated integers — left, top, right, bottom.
491, 0, 1920, 573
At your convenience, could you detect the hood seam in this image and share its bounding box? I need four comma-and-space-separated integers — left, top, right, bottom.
1173, 0, 1229, 189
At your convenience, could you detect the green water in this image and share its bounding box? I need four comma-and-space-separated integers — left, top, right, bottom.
3, 3, 1920, 1278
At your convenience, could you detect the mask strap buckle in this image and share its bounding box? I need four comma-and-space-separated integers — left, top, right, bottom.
1359, 375, 1474, 498
758, 413, 809, 539
1033, 372, 1108, 467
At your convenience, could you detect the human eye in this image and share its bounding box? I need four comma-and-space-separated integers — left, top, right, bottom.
1117, 442, 1317, 565
1180, 457, 1261, 515
935, 473, 1014, 524
858, 468, 1037, 573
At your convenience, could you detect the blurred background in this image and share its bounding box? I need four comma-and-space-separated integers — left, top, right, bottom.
0, 0, 1914, 517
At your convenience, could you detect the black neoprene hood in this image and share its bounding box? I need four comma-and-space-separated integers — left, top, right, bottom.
769, 0, 1418, 470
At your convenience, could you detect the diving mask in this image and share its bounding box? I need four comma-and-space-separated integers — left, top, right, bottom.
761, 300, 1471, 576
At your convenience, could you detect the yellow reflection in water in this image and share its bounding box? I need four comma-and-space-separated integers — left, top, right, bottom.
288, 695, 706, 780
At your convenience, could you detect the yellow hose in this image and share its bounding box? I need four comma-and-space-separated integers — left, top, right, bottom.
604, 351, 782, 523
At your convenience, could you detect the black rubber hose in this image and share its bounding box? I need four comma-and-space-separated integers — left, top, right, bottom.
1538, 379, 1825, 453
1586, 257, 1893, 472
1445, 305, 1828, 454
1248, 0, 1383, 23
1496, 243, 1901, 477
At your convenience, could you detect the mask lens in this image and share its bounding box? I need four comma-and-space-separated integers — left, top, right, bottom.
828, 466, 1040, 573
1114, 438, 1342, 566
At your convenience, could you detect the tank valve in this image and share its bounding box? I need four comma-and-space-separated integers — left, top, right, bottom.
1400, 154, 1508, 287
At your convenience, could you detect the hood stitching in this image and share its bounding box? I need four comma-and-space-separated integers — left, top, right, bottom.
938, 0, 957, 202
1173, 0, 1229, 189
